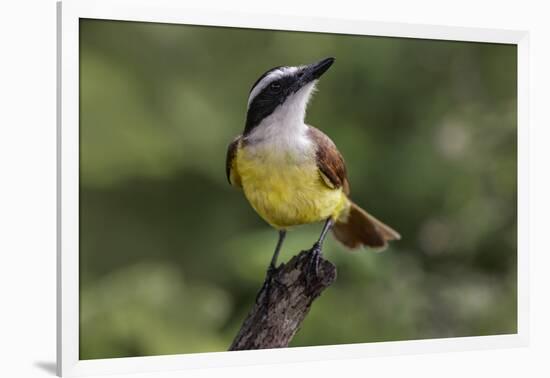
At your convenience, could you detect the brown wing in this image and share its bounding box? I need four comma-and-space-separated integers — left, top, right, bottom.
307, 126, 350, 195
226, 135, 242, 187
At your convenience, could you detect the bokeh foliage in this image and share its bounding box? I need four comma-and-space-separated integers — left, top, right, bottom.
79, 19, 517, 359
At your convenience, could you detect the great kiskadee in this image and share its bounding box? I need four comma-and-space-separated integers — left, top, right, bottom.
226, 57, 400, 285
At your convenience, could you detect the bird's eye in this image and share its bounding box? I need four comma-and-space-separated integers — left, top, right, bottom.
270, 82, 281, 92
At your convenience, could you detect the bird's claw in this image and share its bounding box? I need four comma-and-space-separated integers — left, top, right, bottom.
306, 242, 323, 288
255, 265, 289, 315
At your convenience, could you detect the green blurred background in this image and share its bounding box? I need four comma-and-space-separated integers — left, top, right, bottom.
79, 19, 517, 359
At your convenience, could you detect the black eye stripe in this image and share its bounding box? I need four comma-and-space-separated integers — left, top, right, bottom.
249, 66, 284, 94
245, 71, 298, 135
254, 76, 293, 99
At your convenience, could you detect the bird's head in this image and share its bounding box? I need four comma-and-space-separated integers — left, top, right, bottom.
243, 57, 335, 137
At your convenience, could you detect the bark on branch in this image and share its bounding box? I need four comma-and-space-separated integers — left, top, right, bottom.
229, 249, 337, 350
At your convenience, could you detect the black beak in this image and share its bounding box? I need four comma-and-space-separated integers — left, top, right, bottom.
295, 57, 335, 90
305, 57, 335, 80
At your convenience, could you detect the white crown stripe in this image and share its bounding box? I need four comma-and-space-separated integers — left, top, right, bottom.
247, 67, 299, 107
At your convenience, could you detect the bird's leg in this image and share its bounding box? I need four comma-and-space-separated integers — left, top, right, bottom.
308, 218, 334, 280
255, 230, 288, 308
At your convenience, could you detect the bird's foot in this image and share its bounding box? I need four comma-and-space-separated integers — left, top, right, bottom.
306, 242, 323, 289
255, 265, 289, 316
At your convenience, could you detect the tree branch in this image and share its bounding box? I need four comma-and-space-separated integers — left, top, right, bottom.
229, 249, 337, 350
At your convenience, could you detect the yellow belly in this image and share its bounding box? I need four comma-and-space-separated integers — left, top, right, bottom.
236, 147, 348, 229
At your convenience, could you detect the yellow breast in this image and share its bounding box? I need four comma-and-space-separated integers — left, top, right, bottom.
235, 145, 347, 229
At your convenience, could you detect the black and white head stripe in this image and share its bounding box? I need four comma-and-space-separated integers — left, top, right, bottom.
247, 66, 283, 101
247, 66, 300, 107
243, 58, 335, 135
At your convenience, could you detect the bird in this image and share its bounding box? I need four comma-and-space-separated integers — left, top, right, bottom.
226, 57, 400, 289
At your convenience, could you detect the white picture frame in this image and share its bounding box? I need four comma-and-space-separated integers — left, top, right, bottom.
57, 0, 530, 376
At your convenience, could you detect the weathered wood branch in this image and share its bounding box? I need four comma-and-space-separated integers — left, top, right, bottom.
229, 249, 337, 350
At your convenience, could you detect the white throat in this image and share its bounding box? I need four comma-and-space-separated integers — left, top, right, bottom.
246, 82, 317, 148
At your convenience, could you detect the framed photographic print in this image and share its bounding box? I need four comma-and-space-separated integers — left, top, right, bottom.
57, 0, 529, 376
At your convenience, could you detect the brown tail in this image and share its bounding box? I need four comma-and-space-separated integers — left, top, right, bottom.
332, 201, 401, 251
